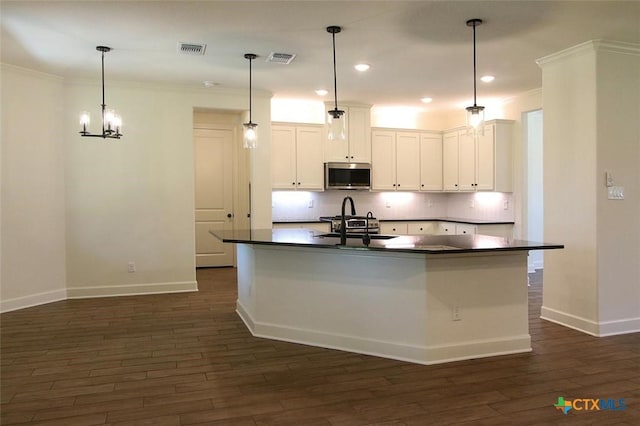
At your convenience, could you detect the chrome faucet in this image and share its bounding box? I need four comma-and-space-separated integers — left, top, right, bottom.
340, 196, 356, 245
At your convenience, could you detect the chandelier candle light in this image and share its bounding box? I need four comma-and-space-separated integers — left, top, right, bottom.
465, 19, 485, 136
243, 53, 258, 149
79, 46, 122, 139
327, 25, 346, 141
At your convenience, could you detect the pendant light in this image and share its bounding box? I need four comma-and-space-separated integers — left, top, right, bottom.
79, 46, 122, 139
326, 26, 346, 141
465, 19, 485, 136
243, 53, 258, 149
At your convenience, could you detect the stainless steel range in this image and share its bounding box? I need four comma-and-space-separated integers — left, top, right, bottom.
325, 215, 379, 234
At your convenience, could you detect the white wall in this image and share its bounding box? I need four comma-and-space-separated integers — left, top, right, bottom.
539, 40, 640, 336
1, 65, 67, 311
526, 109, 544, 271
63, 80, 271, 297
1, 65, 272, 309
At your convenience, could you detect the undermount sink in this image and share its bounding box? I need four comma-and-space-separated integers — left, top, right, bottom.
315, 233, 398, 240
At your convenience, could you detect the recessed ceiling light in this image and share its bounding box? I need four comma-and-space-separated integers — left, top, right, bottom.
420, 97, 433, 104
315, 89, 328, 96
203, 81, 219, 88
354, 63, 370, 72
481, 75, 495, 83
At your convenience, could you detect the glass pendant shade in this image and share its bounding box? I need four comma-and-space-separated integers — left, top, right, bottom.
243, 122, 258, 149
327, 109, 346, 141
466, 105, 485, 136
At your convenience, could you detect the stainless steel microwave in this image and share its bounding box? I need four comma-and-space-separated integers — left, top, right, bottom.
324, 162, 371, 190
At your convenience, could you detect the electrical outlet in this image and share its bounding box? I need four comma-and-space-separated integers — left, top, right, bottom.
128, 261, 136, 273
469, 199, 475, 208
503, 200, 509, 210
452, 305, 461, 321
308, 199, 314, 208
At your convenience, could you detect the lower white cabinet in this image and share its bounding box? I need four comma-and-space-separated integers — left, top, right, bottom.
455, 223, 477, 235
380, 222, 408, 235
273, 222, 330, 232
407, 222, 438, 235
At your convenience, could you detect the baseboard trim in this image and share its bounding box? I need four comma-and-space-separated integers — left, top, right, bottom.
237, 300, 531, 365
1, 288, 67, 313
66, 281, 198, 299
541, 306, 640, 336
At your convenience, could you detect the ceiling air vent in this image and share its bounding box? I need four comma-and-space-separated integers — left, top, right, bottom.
266, 52, 296, 64
177, 42, 206, 55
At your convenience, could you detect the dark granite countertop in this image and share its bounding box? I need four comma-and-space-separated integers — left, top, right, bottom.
211, 228, 562, 254
276, 217, 515, 225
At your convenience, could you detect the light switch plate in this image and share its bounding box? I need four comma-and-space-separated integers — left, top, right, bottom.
608, 186, 624, 200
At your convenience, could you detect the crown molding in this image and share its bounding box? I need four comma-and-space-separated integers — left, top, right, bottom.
536, 39, 640, 67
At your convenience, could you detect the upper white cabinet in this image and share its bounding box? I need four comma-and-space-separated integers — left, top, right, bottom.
371, 130, 420, 191
323, 104, 371, 163
441, 120, 514, 192
443, 130, 460, 191
419, 133, 443, 191
271, 124, 324, 191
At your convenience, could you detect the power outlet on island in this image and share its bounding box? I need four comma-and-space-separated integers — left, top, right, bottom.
452, 305, 462, 321
128, 261, 136, 273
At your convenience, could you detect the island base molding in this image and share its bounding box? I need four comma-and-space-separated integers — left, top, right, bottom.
237, 301, 531, 365
541, 306, 640, 337
235, 244, 532, 365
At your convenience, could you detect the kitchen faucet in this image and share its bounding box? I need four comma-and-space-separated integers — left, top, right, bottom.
362, 211, 374, 246
340, 196, 356, 245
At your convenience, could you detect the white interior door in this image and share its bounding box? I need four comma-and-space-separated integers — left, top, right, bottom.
194, 128, 234, 267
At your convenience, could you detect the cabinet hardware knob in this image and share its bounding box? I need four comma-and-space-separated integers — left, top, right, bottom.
227, 213, 233, 218
292, 182, 296, 185
298, 182, 301, 185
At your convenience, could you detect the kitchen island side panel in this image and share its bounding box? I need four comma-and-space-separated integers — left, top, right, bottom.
235, 244, 530, 365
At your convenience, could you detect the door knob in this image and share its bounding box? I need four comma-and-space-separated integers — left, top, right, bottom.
227, 213, 233, 218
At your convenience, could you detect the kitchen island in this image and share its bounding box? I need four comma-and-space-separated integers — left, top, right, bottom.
211, 228, 563, 365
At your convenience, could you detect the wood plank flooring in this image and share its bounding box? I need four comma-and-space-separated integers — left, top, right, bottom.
2, 269, 639, 425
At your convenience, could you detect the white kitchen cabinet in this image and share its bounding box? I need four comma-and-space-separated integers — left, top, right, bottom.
477, 224, 513, 239
323, 104, 371, 163
380, 222, 408, 235
371, 129, 420, 191
407, 221, 438, 235
436, 222, 456, 235
271, 124, 324, 190
273, 222, 330, 232
455, 223, 477, 235
441, 120, 514, 192
419, 133, 443, 191
442, 131, 460, 191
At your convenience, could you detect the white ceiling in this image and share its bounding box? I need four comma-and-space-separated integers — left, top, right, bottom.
2, 1, 639, 111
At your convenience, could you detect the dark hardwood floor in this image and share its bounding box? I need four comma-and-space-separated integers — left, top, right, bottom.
2, 269, 639, 425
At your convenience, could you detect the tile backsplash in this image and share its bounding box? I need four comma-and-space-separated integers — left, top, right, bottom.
272, 191, 514, 222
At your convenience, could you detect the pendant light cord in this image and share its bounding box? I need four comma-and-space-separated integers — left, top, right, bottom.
472, 21, 477, 107
332, 30, 338, 111
101, 49, 106, 134
248, 56, 252, 123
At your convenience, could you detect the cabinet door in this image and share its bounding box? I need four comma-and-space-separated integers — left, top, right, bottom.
295, 126, 324, 190
380, 222, 408, 235
455, 223, 477, 235
348, 107, 372, 162
436, 222, 456, 235
407, 222, 437, 235
271, 126, 297, 189
371, 130, 397, 191
442, 131, 459, 191
476, 124, 495, 191
420, 133, 443, 191
458, 131, 476, 191
395, 132, 421, 191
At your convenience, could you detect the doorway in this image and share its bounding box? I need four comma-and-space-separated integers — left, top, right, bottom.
193, 110, 250, 267
524, 109, 544, 273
